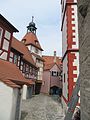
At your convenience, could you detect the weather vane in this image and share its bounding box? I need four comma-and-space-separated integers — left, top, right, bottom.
32, 16, 34, 22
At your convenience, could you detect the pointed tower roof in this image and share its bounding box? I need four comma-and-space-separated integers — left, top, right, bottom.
22, 17, 43, 51
22, 32, 43, 51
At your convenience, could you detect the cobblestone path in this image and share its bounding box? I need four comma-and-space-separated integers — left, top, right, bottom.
21, 94, 64, 120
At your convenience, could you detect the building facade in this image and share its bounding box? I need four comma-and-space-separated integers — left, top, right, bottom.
22, 17, 44, 94
0, 14, 33, 120
41, 52, 62, 95
11, 37, 38, 99
61, 0, 80, 113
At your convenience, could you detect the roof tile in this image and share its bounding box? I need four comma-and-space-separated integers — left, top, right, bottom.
11, 36, 36, 67
0, 59, 34, 88
22, 32, 43, 51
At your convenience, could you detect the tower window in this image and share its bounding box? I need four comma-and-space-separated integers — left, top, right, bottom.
35, 48, 38, 54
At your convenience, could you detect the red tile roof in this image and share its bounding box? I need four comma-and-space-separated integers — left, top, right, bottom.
11, 36, 36, 68
43, 56, 62, 70
0, 59, 34, 88
22, 32, 43, 51
44, 63, 55, 70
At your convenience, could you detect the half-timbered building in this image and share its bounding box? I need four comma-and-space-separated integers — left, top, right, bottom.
21, 17, 44, 94
41, 51, 62, 95
0, 14, 33, 120
11, 36, 38, 99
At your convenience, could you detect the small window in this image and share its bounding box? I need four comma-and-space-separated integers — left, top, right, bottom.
22, 63, 26, 73
0, 27, 3, 46
35, 48, 38, 54
2, 39, 9, 51
35, 41, 38, 45
4, 30, 11, 40
64, 73, 65, 82
14, 55, 18, 64
52, 71, 57, 76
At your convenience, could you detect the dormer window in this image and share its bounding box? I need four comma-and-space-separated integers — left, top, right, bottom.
35, 40, 38, 45
22, 39, 26, 44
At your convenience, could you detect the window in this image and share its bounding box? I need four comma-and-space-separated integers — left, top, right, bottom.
52, 71, 57, 76
2, 39, 9, 51
35, 48, 38, 54
22, 63, 26, 73
14, 55, 18, 64
20, 61, 23, 71
26, 64, 29, 72
35, 40, 38, 45
0, 27, 3, 47
64, 73, 65, 83
4, 30, 11, 40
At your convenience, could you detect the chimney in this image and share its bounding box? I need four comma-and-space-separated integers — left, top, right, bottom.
54, 51, 56, 63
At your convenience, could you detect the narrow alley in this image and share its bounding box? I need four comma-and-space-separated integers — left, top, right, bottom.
21, 94, 64, 120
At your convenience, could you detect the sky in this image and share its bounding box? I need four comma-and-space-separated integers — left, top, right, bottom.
0, 0, 62, 56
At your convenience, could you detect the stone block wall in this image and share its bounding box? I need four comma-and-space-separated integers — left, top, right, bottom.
78, 0, 90, 119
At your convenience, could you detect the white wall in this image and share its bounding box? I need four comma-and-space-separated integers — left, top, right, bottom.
62, 13, 67, 57
28, 45, 42, 57
63, 55, 68, 100
0, 82, 20, 120
11, 89, 19, 120
22, 85, 27, 100
0, 82, 13, 120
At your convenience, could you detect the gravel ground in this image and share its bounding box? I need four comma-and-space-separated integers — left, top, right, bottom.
21, 94, 64, 120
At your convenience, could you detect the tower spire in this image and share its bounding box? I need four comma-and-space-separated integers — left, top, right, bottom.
32, 16, 34, 22
27, 16, 37, 34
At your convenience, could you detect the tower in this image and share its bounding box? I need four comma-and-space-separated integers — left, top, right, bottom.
22, 17, 44, 94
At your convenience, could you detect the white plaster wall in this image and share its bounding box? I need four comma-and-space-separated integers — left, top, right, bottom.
38, 50, 42, 57
0, 82, 13, 120
62, 13, 67, 57
0, 52, 8, 60
63, 55, 68, 100
11, 89, 19, 120
28, 45, 42, 57
22, 85, 27, 100
71, 5, 79, 49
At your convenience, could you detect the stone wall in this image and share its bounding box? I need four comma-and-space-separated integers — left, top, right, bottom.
78, 0, 90, 119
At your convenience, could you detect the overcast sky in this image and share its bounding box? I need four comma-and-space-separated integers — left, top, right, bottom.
0, 0, 62, 56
